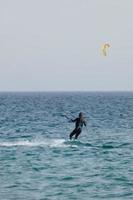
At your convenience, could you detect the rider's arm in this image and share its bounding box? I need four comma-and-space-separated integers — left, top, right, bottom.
71, 118, 78, 122
83, 120, 87, 126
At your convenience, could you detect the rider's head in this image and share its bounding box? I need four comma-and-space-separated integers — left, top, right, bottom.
79, 112, 83, 118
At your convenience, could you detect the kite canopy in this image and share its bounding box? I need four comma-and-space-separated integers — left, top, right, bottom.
101, 43, 110, 56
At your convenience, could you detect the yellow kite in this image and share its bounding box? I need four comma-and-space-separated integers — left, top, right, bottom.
101, 43, 110, 56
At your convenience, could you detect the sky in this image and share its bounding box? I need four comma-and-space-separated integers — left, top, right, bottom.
0, 0, 133, 91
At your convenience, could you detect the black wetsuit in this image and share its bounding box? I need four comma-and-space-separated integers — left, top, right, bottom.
69, 117, 86, 140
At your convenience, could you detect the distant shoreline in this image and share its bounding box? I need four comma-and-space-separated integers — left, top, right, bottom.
0, 91, 133, 93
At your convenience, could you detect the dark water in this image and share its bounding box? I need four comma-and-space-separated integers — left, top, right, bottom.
0, 92, 133, 200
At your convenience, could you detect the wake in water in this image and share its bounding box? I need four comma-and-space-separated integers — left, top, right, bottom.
0, 139, 65, 147
0, 138, 81, 148
0, 138, 93, 148
0, 137, 131, 149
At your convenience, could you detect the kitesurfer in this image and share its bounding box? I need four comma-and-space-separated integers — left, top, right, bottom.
69, 112, 86, 140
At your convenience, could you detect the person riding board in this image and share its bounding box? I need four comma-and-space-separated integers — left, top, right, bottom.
69, 112, 86, 140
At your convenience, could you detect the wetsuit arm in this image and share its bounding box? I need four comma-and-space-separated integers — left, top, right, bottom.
71, 118, 77, 122
83, 121, 87, 126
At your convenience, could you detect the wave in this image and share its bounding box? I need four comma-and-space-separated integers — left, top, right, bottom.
65, 140, 93, 147
101, 142, 132, 149
0, 139, 131, 150
0, 138, 93, 148
0, 139, 66, 148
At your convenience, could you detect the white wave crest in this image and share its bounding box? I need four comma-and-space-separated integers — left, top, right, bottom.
0, 139, 75, 148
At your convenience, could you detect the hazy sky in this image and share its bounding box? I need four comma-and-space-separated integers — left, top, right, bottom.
0, 0, 133, 91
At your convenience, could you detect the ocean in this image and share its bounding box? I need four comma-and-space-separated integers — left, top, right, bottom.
0, 92, 133, 200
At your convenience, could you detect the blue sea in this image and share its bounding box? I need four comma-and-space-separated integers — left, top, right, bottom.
0, 92, 133, 200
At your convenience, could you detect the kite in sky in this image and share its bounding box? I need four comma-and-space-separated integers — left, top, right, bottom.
101, 43, 110, 56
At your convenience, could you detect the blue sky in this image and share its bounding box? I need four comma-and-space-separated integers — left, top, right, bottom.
0, 0, 133, 91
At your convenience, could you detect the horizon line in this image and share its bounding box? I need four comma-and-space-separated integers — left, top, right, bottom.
0, 90, 133, 93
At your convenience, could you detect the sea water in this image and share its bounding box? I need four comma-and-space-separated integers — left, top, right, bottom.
0, 92, 133, 200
